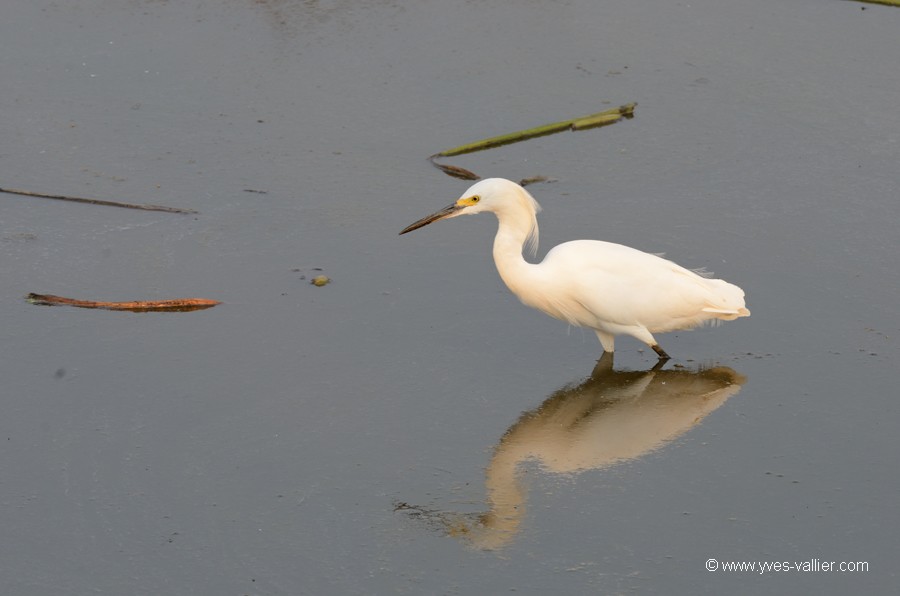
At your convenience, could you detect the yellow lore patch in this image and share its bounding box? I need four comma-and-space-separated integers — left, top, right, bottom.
457, 195, 481, 207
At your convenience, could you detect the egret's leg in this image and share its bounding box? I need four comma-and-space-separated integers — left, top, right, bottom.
594, 330, 615, 353
651, 344, 671, 360
626, 327, 671, 361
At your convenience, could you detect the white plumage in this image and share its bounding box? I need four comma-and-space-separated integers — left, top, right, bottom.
400, 178, 749, 358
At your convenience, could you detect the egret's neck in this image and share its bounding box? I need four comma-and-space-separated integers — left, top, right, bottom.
491, 210, 538, 298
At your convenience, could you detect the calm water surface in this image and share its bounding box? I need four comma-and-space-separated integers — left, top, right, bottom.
1, 1, 898, 594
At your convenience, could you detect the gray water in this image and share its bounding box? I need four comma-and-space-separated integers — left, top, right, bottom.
2, 1, 898, 594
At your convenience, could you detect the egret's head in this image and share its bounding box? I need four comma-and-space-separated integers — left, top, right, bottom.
399, 178, 542, 243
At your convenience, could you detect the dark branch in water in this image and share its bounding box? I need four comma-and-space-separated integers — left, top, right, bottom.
1, 185, 196, 213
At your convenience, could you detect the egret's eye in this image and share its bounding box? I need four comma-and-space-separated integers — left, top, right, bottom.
471, 196, 480, 202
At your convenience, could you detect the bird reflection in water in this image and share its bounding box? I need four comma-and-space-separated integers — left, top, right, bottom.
396, 355, 746, 550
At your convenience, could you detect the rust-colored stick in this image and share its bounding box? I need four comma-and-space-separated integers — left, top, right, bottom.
27, 293, 220, 312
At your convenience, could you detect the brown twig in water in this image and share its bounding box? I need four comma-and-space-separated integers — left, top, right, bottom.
426, 159, 481, 181
0, 186, 197, 214
26, 293, 220, 312
518, 176, 551, 187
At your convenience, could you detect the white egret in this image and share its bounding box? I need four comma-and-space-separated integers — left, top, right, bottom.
400, 178, 749, 359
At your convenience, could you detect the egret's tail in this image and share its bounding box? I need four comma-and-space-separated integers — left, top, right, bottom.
701, 306, 751, 320
701, 280, 750, 321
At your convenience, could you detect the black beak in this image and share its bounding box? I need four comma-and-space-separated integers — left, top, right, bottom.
399, 203, 462, 235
